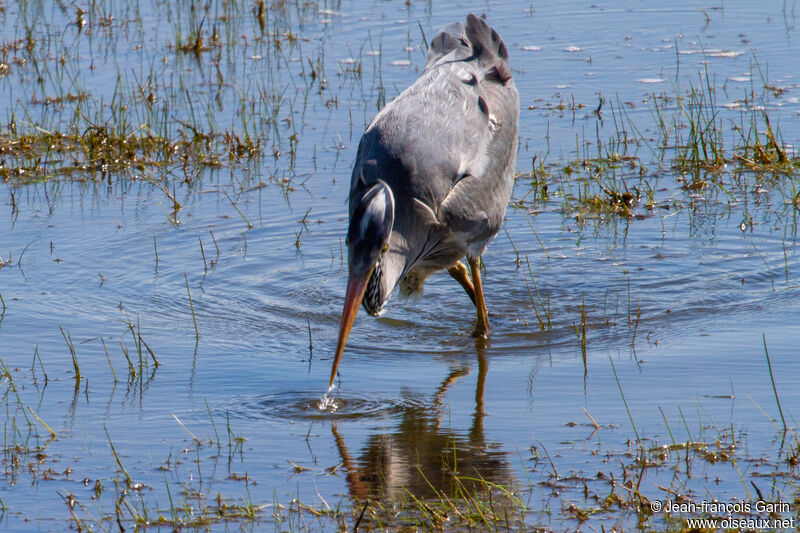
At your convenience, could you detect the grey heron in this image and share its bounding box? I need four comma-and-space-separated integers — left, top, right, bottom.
330, 14, 519, 388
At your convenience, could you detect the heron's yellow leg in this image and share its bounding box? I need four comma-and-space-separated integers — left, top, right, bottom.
447, 261, 476, 306
467, 256, 490, 338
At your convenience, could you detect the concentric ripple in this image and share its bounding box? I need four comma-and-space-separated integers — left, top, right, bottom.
221, 390, 428, 421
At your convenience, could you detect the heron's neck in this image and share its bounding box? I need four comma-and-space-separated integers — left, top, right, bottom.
362, 234, 407, 316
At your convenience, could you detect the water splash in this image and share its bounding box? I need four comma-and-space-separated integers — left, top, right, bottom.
316, 384, 339, 412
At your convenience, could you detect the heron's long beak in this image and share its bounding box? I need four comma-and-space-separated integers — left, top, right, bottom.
329, 269, 372, 388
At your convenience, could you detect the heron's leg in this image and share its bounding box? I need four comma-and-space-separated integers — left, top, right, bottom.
447, 261, 477, 306
467, 256, 490, 337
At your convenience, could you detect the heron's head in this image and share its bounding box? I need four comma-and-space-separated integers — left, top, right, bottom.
346, 180, 395, 280
329, 181, 395, 388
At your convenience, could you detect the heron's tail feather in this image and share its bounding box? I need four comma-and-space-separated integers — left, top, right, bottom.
425, 15, 512, 84
426, 21, 471, 69
465, 14, 512, 85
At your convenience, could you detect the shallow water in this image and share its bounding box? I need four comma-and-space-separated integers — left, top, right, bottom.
1, 0, 799, 530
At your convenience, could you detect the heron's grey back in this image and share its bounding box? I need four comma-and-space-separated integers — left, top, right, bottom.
350, 14, 519, 305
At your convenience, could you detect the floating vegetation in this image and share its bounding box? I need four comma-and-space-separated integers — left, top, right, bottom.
0, 122, 259, 181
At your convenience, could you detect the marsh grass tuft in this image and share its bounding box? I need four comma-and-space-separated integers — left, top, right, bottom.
185, 273, 200, 340
59, 325, 81, 388
762, 334, 786, 432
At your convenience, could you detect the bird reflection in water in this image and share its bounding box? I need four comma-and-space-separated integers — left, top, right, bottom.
330, 348, 515, 502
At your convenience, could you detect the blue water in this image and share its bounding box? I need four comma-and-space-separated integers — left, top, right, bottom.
1, 1, 799, 530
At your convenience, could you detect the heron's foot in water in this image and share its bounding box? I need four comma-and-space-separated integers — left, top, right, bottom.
472, 324, 491, 344
471, 316, 491, 338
